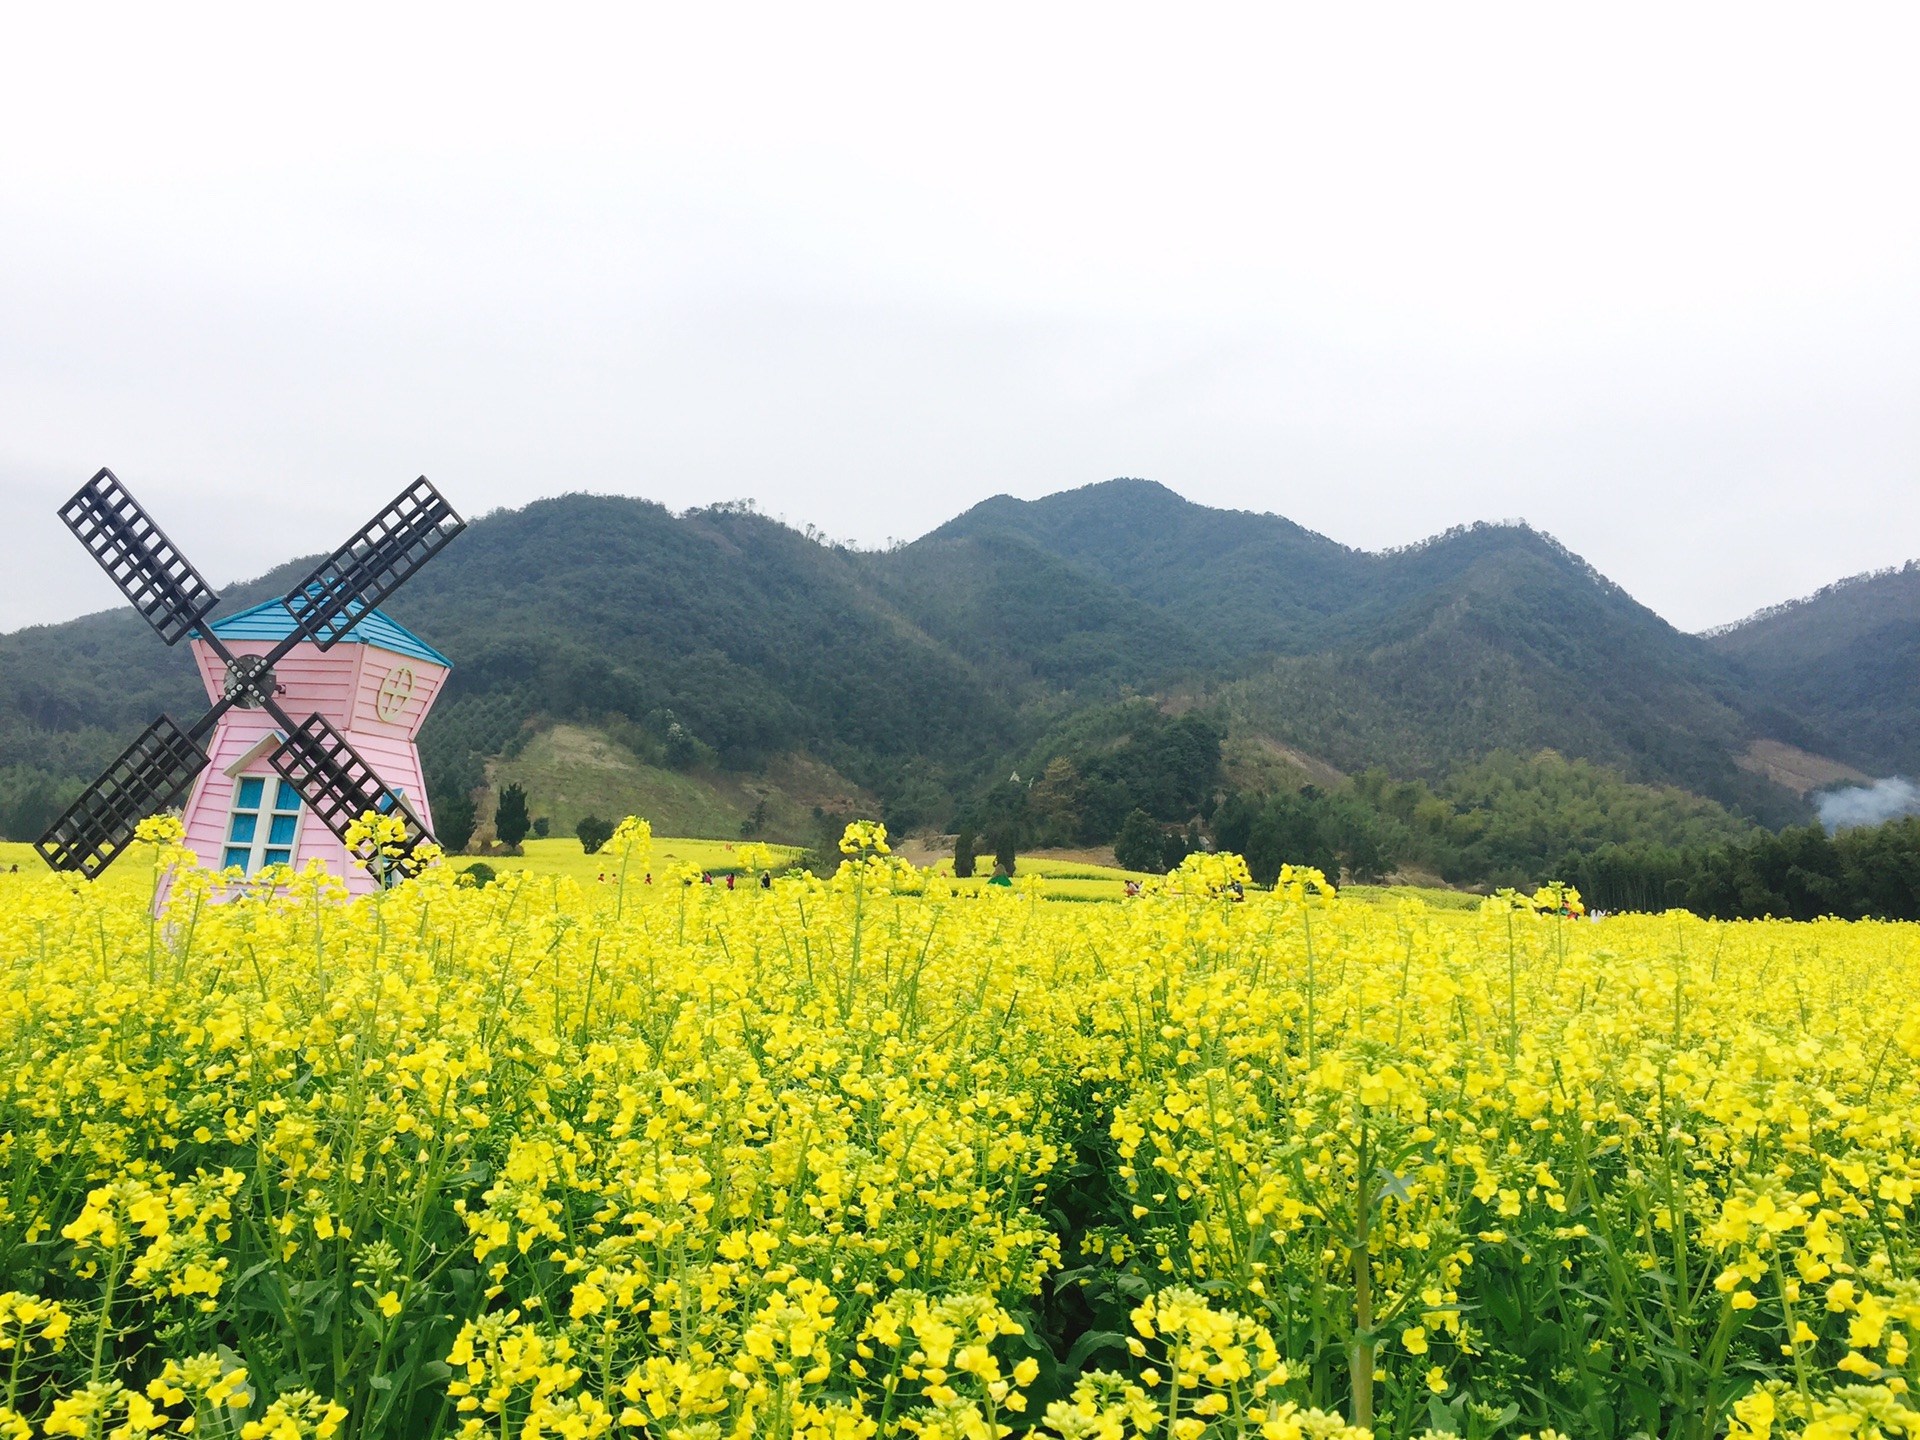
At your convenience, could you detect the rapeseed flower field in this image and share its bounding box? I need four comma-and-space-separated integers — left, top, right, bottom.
0, 817, 1915, 1440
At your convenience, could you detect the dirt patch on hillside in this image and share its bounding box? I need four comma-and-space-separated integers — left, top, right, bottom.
757, 753, 873, 817
1736, 740, 1868, 796
1222, 735, 1347, 793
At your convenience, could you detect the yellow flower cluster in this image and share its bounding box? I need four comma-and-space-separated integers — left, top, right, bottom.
342, 811, 442, 883
0, 822, 1916, 1438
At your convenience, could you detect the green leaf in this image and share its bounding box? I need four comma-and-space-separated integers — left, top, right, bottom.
1063, 1330, 1132, 1372
1376, 1165, 1414, 1204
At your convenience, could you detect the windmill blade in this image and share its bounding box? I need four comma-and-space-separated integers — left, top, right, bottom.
269, 712, 434, 863
277, 478, 464, 652
35, 715, 210, 878
59, 468, 220, 645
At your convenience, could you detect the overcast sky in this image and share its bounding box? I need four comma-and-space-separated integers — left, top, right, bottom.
2, 3, 1915, 635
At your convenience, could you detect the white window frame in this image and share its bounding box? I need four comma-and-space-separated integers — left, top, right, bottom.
221, 774, 304, 874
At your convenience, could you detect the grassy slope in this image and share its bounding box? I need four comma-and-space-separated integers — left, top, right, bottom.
484, 727, 747, 844
477, 724, 876, 847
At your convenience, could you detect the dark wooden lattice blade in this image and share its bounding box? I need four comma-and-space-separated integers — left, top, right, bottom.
59, 468, 220, 645
279, 478, 464, 649
35, 715, 209, 878
269, 712, 433, 857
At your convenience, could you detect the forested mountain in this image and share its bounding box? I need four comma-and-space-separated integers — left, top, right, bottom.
905, 480, 1374, 656
0, 558, 315, 835
1213, 528, 1797, 823
0, 495, 1015, 838
2, 478, 1908, 850
873, 481, 1810, 823
1708, 560, 1920, 775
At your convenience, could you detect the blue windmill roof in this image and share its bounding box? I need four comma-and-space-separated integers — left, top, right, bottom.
207, 601, 451, 668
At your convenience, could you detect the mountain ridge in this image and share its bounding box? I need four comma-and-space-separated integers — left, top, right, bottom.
1, 479, 1907, 842
1707, 558, 1920, 775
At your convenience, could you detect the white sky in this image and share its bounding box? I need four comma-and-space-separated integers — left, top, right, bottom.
2, 2, 1915, 634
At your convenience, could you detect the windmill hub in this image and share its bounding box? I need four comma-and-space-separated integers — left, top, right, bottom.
222, 654, 280, 710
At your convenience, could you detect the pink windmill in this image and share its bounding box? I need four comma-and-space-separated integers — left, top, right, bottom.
34, 468, 465, 894
175, 600, 450, 895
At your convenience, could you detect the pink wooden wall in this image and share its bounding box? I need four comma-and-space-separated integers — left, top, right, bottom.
171, 638, 447, 900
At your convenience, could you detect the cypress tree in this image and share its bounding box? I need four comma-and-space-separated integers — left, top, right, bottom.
495, 783, 531, 848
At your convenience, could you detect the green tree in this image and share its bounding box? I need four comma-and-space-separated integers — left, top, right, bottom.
494, 783, 531, 848
577, 815, 613, 855
0, 766, 81, 843
659, 712, 716, 770
1027, 758, 1083, 846
1572, 815, 1920, 922
797, 811, 848, 879
1113, 808, 1168, 874
1211, 789, 1366, 885
992, 830, 1017, 878
431, 788, 477, 854
953, 829, 977, 879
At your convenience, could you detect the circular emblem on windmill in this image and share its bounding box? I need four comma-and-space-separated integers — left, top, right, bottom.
375, 665, 415, 722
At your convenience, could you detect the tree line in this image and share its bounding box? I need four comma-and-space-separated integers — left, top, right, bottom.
1565, 819, 1920, 921
951, 712, 1793, 894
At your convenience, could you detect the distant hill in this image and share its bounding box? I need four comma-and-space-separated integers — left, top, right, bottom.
906, 479, 1373, 657
873, 481, 1804, 823
0, 557, 313, 800
1708, 561, 1920, 775
390, 494, 1012, 780
3, 477, 1888, 843
0, 495, 1024, 833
